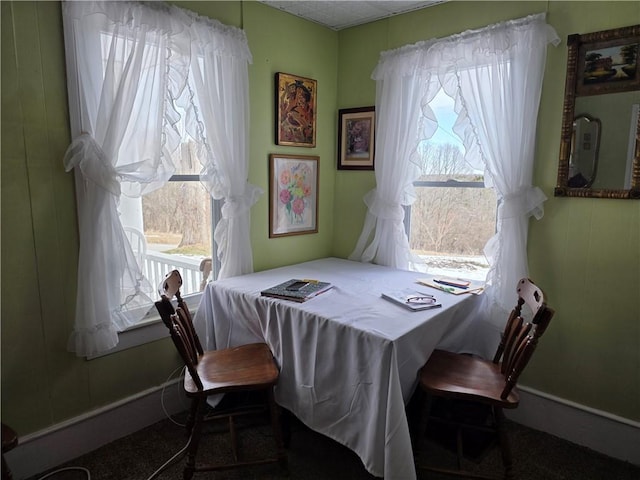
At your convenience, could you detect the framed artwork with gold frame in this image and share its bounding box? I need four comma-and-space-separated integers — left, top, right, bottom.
275, 72, 317, 147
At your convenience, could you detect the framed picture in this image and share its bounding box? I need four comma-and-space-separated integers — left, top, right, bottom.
573, 26, 640, 97
269, 154, 319, 238
337, 107, 375, 170
275, 72, 317, 147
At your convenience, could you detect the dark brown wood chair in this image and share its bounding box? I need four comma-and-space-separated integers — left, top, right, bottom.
150, 270, 287, 480
2, 423, 18, 479
414, 278, 554, 480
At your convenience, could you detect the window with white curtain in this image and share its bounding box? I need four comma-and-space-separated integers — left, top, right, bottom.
350, 13, 558, 356
99, 28, 218, 314
405, 89, 496, 281
97, 29, 217, 298
63, 1, 257, 357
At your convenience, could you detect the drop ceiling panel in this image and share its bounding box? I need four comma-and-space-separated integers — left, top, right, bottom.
260, 1, 444, 30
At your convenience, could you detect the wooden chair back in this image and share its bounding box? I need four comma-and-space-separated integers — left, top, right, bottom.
492, 278, 555, 400
156, 270, 204, 356
155, 270, 205, 389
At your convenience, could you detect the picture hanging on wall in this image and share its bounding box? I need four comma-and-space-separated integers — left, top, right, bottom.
574, 27, 640, 96
337, 107, 375, 170
275, 72, 317, 147
269, 154, 319, 238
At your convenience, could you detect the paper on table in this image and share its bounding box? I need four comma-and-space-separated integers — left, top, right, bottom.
416, 277, 485, 295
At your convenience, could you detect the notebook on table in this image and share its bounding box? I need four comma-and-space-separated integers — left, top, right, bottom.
381, 288, 442, 311
261, 279, 333, 302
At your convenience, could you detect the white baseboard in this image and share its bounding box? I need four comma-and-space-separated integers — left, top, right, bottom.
506, 385, 640, 466
5, 382, 639, 479
4, 379, 188, 480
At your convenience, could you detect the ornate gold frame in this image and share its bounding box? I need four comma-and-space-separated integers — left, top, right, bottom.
555, 24, 640, 199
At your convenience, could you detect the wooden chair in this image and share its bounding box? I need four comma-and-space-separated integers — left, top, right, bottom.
2, 423, 18, 480
151, 270, 287, 480
414, 278, 554, 480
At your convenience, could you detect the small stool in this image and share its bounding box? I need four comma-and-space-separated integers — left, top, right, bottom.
2, 423, 18, 480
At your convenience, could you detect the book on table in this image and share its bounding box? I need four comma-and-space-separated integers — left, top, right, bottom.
380, 288, 442, 311
261, 279, 333, 302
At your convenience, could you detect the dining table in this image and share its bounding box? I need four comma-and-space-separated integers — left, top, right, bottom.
193, 257, 483, 479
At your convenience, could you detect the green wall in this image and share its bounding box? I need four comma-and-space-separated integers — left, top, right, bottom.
1, 0, 638, 440
333, 1, 640, 422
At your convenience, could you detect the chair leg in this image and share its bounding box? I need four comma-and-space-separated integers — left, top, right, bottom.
494, 407, 514, 480
281, 407, 292, 448
267, 388, 288, 471
183, 397, 206, 480
229, 415, 239, 462
415, 391, 433, 453
455, 425, 464, 470
185, 396, 198, 438
2, 456, 12, 480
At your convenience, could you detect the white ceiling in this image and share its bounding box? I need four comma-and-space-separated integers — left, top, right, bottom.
259, 1, 445, 31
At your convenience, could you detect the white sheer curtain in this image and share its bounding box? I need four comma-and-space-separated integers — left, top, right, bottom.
184, 13, 262, 279
62, 1, 255, 356
435, 14, 559, 320
349, 41, 441, 268
350, 13, 558, 340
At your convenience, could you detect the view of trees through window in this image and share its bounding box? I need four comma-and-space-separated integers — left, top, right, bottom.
142, 181, 211, 256
407, 91, 496, 281
120, 142, 214, 297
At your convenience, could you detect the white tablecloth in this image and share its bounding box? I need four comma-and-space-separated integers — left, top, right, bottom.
194, 257, 482, 479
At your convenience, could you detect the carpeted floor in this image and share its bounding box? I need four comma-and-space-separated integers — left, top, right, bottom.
28, 404, 640, 480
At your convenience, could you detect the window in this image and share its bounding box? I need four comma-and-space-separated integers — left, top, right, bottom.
119, 142, 218, 302
406, 90, 496, 281
98, 31, 216, 298
104, 28, 220, 315
64, 1, 255, 357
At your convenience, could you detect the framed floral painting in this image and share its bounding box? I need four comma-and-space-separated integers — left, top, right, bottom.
275, 72, 317, 147
269, 154, 319, 238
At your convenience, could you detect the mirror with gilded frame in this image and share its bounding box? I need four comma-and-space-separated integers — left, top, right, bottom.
555, 24, 640, 199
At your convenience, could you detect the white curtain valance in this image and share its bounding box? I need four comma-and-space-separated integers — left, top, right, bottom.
374, 13, 559, 78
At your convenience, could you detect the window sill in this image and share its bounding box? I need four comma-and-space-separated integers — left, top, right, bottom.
87, 292, 202, 360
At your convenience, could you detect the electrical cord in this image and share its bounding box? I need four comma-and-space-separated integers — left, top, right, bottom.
161, 365, 188, 427
33, 367, 187, 480
144, 437, 191, 480
144, 365, 194, 479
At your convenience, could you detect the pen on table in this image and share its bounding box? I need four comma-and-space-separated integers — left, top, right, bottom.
434, 279, 468, 289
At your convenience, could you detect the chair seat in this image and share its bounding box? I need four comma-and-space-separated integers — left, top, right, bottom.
419, 350, 520, 408
184, 343, 280, 396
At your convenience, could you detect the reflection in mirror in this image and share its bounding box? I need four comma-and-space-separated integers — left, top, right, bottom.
625, 104, 640, 188
555, 24, 640, 199
568, 114, 600, 188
